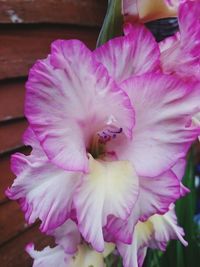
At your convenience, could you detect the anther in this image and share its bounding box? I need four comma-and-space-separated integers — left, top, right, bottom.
97, 127, 123, 144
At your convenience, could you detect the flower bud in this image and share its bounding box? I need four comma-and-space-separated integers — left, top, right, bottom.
122, 0, 179, 22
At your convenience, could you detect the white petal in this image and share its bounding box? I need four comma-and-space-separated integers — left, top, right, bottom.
74, 155, 139, 252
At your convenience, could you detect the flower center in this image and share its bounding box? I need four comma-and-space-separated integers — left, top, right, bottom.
89, 126, 123, 159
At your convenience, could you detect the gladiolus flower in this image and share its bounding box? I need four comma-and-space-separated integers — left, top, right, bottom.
159, 0, 200, 132
26, 244, 114, 267
26, 220, 115, 267
6, 4, 200, 265
6, 22, 200, 255
122, 0, 179, 23
117, 205, 187, 267
160, 0, 200, 81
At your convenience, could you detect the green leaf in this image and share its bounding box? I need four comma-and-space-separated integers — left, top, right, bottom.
96, 0, 123, 47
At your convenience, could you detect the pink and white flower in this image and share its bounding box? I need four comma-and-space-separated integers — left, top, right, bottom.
4, 1, 200, 267
122, 0, 179, 23
105, 166, 181, 244
6, 14, 200, 264
94, 23, 161, 83
159, 0, 200, 132
26, 243, 114, 267
6, 127, 139, 252
26, 219, 115, 267
6, 127, 81, 233
117, 205, 187, 267
160, 0, 200, 81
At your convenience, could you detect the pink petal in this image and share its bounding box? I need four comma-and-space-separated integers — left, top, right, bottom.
117, 205, 187, 267
164, 0, 180, 8
139, 171, 180, 221
25, 40, 134, 172
26, 244, 69, 267
74, 156, 139, 252
160, 0, 200, 80
172, 159, 190, 197
171, 158, 186, 180
6, 129, 81, 232
94, 23, 160, 83
122, 0, 138, 18
117, 221, 152, 267
149, 204, 188, 250
106, 169, 180, 243
108, 74, 200, 177
47, 220, 81, 254
159, 32, 180, 53
26, 242, 110, 267
122, 0, 178, 23
23, 127, 44, 159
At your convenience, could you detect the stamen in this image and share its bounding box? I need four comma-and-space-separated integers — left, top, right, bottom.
108, 127, 122, 134
97, 127, 123, 144
89, 126, 123, 158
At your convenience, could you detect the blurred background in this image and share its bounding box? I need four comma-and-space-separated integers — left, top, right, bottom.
0, 1, 199, 267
